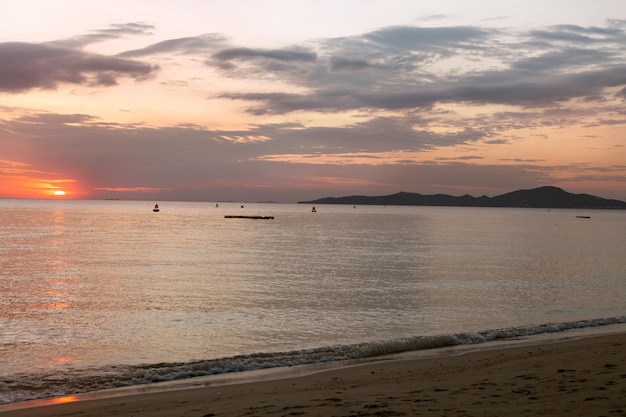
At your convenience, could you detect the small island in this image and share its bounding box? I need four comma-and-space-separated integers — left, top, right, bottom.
299, 186, 626, 209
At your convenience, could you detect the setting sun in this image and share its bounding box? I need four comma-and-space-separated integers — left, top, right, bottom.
54, 190, 66, 196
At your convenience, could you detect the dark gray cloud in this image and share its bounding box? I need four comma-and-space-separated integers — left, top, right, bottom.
48, 23, 155, 49
306, 26, 494, 87
439, 65, 626, 106
204, 26, 494, 86
208, 46, 318, 82
0, 111, 488, 174
0, 107, 540, 170
118, 33, 228, 57
210, 21, 626, 114
212, 47, 317, 62
0, 23, 162, 93
0, 111, 559, 201
329, 56, 377, 71
0, 41, 157, 92
220, 61, 626, 114
511, 48, 615, 73
528, 24, 625, 44
362, 25, 492, 51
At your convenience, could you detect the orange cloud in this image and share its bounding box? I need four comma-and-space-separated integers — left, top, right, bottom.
0, 160, 78, 199
93, 187, 171, 193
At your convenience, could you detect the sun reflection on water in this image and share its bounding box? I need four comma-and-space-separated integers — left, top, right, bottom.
52, 356, 80, 366
51, 395, 78, 404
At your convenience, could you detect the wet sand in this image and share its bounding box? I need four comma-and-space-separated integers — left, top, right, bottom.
2, 332, 625, 417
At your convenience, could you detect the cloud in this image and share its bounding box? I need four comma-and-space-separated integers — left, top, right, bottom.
0, 109, 524, 178
361, 25, 493, 51
2, 20, 626, 201
51, 23, 156, 49
2, 108, 624, 201
436, 155, 484, 161
0, 42, 157, 92
212, 47, 317, 62
208, 46, 318, 82
511, 49, 615, 73
118, 33, 228, 57
93, 186, 170, 193
329, 56, 379, 71
209, 21, 626, 114
528, 23, 625, 44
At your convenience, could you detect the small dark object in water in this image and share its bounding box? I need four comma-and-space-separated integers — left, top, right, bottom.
224, 215, 274, 220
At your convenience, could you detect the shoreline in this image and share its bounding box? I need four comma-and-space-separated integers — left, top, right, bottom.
2, 329, 625, 417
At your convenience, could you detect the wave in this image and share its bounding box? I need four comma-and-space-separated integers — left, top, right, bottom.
2, 315, 625, 404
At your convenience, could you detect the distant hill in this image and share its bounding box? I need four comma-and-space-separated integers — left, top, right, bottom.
299, 186, 626, 209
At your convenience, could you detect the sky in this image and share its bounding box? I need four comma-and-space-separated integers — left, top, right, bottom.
1, 0, 625, 202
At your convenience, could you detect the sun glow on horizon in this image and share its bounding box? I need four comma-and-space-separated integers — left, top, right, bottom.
53, 190, 66, 196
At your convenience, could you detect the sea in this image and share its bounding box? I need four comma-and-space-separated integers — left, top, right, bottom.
1, 199, 625, 406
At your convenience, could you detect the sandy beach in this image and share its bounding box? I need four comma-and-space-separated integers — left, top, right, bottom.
2, 332, 625, 417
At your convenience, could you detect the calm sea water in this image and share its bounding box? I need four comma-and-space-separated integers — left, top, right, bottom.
1, 199, 625, 404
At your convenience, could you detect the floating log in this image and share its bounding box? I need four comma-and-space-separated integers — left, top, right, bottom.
224, 215, 274, 220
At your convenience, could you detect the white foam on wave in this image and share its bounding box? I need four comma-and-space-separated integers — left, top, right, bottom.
2, 316, 625, 405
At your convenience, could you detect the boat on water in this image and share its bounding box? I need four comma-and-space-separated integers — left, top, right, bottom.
224, 215, 274, 220
153, 204, 160, 212
312, 206, 317, 213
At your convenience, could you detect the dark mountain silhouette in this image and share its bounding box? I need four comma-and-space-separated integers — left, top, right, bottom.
300, 186, 626, 209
